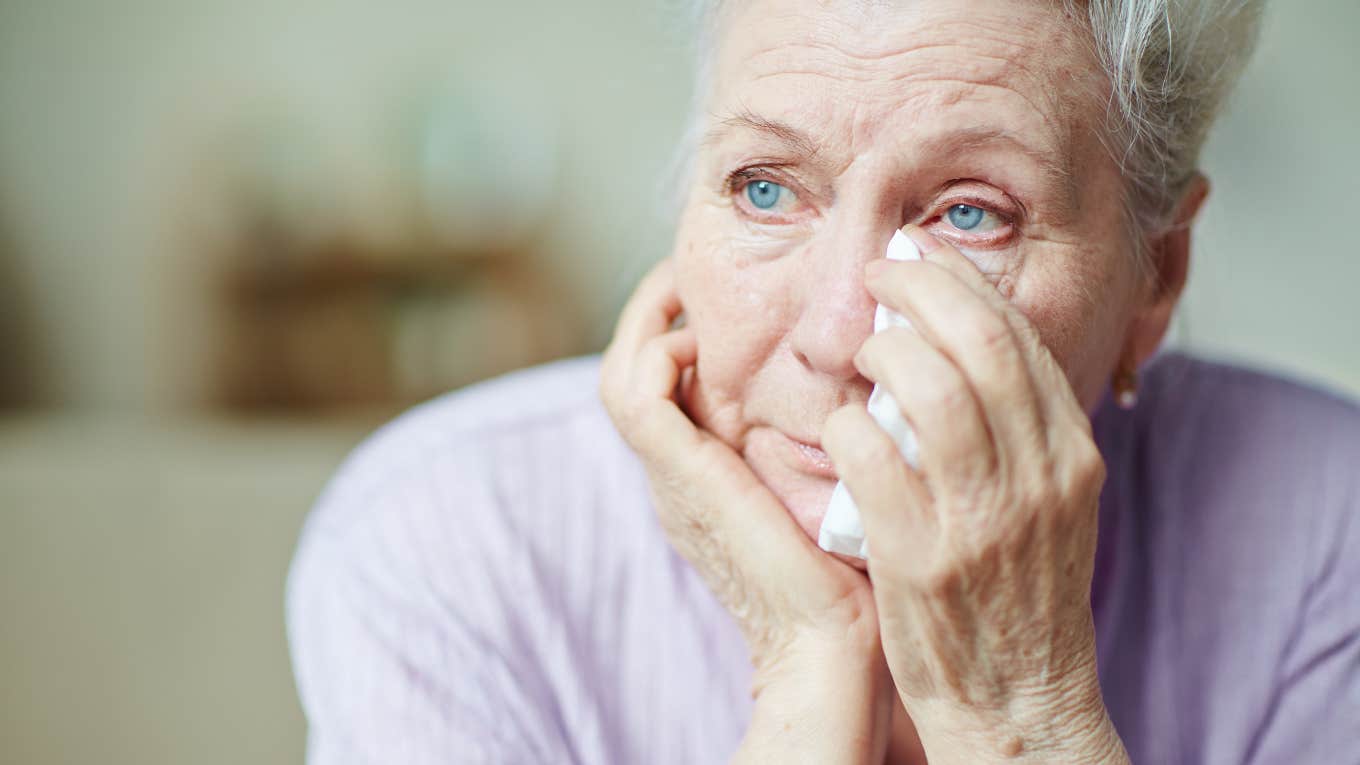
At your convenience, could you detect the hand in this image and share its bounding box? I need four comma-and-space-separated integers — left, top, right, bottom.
822, 226, 1129, 763
600, 258, 895, 764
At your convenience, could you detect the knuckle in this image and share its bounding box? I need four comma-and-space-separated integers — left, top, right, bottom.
962, 314, 1015, 356
1029, 448, 1061, 485
962, 447, 1001, 484
1072, 440, 1107, 489
1023, 481, 1061, 515
913, 558, 964, 598
920, 375, 973, 415
1057, 428, 1105, 482
1014, 451, 1064, 510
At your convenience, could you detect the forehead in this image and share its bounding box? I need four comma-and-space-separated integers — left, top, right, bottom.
706, 0, 1106, 180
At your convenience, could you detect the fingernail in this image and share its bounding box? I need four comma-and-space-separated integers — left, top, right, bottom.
903, 225, 941, 255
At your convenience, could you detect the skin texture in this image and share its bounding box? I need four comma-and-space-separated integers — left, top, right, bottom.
601, 0, 1208, 762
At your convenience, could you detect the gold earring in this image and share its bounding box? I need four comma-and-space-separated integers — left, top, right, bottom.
1113, 365, 1139, 410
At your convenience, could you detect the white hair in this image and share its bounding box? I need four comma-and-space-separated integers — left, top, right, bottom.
674, 0, 1264, 259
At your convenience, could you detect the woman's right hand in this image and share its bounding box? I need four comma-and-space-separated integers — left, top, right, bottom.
600, 258, 901, 764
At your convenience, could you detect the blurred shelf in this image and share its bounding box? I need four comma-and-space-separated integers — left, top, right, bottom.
214, 238, 582, 416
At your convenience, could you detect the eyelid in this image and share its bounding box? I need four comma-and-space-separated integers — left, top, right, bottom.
930, 180, 1024, 221
723, 164, 804, 196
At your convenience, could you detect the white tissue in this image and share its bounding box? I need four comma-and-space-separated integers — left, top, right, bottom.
817, 230, 922, 559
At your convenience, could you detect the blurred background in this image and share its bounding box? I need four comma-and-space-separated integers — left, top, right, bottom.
0, 1, 1355, 763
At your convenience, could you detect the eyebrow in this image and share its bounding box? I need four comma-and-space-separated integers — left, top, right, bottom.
702, 109, 824, 163
702, 109, 1078, 217
937, 126, 1077, 207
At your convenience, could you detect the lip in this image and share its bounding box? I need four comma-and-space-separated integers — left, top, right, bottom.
782, 432, 839, 480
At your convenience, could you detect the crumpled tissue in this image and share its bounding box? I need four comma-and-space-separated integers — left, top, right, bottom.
817, 229, 922, 559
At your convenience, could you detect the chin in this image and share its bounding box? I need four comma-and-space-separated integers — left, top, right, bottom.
782, 483, 834, 541
743, 444, 871, 569
788, 491, 872, 571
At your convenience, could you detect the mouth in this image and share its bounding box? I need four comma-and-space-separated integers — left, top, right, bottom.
771, 431, 867, 570
784, 434, 839, 480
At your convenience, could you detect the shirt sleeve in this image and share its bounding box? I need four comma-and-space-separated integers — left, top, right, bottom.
286, 449, 574, 765
1247, 440, 1360, 764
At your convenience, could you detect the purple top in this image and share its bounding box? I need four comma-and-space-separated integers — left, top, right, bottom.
286, 351, 1360, 764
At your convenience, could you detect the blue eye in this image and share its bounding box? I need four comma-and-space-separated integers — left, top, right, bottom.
946, 204, 988, 231
746, 180, 785, 210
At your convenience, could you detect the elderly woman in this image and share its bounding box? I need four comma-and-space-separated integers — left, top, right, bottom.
287, 0, 1360, 762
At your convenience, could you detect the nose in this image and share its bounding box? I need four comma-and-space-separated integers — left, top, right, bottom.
787, 220, 892, 381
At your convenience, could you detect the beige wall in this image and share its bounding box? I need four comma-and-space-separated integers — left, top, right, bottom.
0, 0, 694, 412
1, 1, 1356, 413
1184, 0, 1360, 394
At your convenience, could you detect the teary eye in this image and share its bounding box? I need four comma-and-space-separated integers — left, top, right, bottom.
945, 203, 1001, 233
746, 180, 790, 211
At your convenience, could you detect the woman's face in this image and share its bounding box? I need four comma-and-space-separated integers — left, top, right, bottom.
674, 0, 1161, 540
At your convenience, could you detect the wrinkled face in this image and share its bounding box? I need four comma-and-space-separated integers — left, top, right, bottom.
674, 0, 1149, 539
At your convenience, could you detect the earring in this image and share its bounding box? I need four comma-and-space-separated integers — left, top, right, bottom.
1113, 365, 1139, 410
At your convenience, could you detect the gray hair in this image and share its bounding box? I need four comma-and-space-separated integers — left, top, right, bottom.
675, 0, 1264, 261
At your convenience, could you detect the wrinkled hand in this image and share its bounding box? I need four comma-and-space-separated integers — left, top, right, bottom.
822, 227, 1128, 764
600, 258, 899, 763
600, 258, 879, 672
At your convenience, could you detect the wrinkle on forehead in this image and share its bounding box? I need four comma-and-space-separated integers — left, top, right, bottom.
723, 16, 1093, 137
707, 0, 1104, 222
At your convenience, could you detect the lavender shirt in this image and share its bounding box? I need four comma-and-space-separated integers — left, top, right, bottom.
286, 351, 1360, 764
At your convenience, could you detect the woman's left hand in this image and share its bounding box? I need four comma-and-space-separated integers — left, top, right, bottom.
822, 226, 1130, 764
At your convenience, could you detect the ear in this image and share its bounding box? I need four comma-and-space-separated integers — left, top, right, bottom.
1122, 172, 1211, 368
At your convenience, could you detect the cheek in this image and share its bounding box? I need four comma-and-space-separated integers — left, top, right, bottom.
1017, 281, 1091, 369
674, 224, 788, 380
1012, 250, 1129, 409
673, 219, 797, 436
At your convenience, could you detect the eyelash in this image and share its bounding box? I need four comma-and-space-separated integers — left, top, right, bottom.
723, 166, 771, 193
724, 166, 793, 200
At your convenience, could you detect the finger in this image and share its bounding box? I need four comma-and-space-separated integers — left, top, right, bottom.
866, 248, 1048, 470
634, 326, 698, 400
618, 328, 704, 459
822, 403, 935, 569
646, 410, 847, 611
609, 257, 683, 356
603, 263, 851, 606
601, 258, 684, 411
625, 328, 825, 575
904, 227, 1042, 348
900, 226, 1089, 435
852, 326, 997, 494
